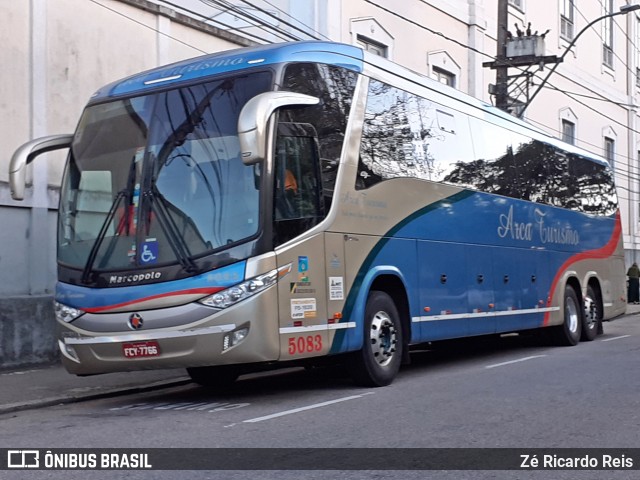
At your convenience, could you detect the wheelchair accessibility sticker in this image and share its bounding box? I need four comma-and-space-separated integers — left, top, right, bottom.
140, 240, 158, 265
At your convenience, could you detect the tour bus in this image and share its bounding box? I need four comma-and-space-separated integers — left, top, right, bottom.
10, 41, 626, 388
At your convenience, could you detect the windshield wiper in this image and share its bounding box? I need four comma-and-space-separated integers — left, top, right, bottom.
80, 189, 127, 284
141, 151, 199, 274
81, 155, 138, 284
144, 182, 199, 273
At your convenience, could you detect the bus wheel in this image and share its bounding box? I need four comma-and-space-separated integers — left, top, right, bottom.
553, 285, 581, 346
186, 365, 240, 389
581, 285, 601, 341
349, 291, 403, 387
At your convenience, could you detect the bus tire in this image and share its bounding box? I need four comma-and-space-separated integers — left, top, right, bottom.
348, 290, 403, 387
553, 284, 581, 346
186, 365, 240, 389
581, 285, 601, 341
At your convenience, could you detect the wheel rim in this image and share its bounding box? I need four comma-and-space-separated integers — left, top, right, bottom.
584, 295, 597, 330
565, 295, 579, 333
369, 310, 398, 367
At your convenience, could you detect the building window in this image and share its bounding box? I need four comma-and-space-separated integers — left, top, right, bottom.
562, 119, 575, 145
560, 0, 574, 40
602, 0, 614, 68
357, 35, 388, 58
432, 67, 455, 87
509, 0, 524, 11
605, 137, 615, 169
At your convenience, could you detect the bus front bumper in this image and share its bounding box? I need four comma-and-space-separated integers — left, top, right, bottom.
57, 290, 280, 375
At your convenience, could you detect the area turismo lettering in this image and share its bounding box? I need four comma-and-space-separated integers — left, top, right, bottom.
118, 56, 247, 89
159, 57, 245, 78
497, 205, 579, 246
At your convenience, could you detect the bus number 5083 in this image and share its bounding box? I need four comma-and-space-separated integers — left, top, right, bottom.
288, 335, 322, 355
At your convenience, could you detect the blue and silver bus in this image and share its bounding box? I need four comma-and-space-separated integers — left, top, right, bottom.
10, 41, 626, 388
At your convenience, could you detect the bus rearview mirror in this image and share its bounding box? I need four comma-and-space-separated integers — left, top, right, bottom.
9, 134, 74, 200
237, 91, 319, 165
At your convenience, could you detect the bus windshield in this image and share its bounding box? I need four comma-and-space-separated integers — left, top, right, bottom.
58, 71, 272, 274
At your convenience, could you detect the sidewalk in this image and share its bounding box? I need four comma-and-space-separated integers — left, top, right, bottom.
2, 305, 640, 416
627, 302, 640, 315
0, 365, 191, 415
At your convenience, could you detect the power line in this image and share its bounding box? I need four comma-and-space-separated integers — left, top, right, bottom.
545, 70, 636, 108
260, 0, 332, 41
572, 0, 638, 80
158, 0, 270, 45
88, 0, 208, 53
364, 0, 494, 60
237, 0, 324, 40
198, 0, 302, 42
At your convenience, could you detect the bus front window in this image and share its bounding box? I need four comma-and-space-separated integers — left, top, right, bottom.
58, 71, 272, 278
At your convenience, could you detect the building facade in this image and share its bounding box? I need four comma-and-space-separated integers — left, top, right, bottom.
1, 0, 638, 366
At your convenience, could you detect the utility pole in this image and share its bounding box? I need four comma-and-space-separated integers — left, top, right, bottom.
495, 0, 509, 112
484, 1, 560, 116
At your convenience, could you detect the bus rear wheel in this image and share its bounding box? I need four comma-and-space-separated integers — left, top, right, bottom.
581, 285, 601, 341
187, 365, 240, 389
348, 291, 403, 387
553, 285, 581, 346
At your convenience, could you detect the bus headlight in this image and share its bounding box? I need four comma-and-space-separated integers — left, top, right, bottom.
55, 301, 85, 323
199, 264, 291, 310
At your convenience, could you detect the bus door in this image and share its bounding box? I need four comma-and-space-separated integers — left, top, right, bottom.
465, 245, 496, 335
273, 122, 330, 360
276, 235, 329, 361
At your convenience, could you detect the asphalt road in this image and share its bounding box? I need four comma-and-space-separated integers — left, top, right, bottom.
2, 315, 640, 479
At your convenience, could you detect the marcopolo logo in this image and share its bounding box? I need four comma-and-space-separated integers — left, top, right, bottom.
109, 271, 162, 285
128, 313, 144, 330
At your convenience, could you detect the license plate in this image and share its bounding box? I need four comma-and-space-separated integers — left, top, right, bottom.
123, 341, 160, 358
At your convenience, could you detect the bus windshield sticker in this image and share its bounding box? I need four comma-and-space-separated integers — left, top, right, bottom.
140, 240, 159, 265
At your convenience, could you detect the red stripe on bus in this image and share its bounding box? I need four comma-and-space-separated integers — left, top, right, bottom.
83, 287, 224, 313
543, 211, 622, 326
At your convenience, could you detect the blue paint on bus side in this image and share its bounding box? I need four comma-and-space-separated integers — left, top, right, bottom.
330, 189, 617, 354
91, 42, 364, 101
329, 190, 474, 354
56, 260, 247, 312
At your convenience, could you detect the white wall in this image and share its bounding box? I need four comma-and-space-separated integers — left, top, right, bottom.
0, 0, 253, 298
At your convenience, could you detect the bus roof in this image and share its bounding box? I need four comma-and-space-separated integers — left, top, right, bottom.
90, 41, 364, 102
89, 40, 607, 167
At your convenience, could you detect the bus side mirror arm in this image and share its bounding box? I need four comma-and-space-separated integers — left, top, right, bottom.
238, 91, 319, 165
9, 134, 73, 200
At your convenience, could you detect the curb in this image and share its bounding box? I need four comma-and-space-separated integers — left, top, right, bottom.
0, 377, 193, 416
